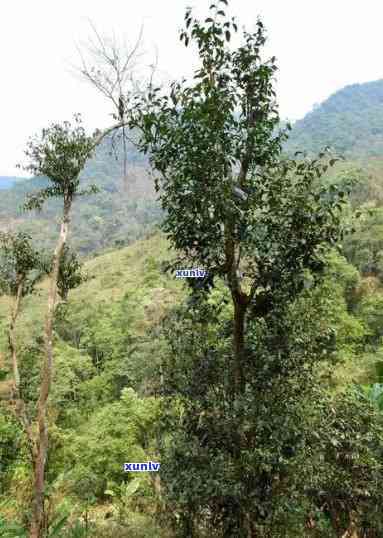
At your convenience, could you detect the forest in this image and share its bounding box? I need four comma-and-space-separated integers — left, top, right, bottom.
1, 1, 383, 537
285, 79, 383, 159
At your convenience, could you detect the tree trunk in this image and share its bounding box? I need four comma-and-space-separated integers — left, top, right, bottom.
122, 125, 128, 193
8, 279, 37, 462
224, 229, 250, 536
233, 298, 246, 395
29, 201, 71, 538
340, 514, 360, 538
224, 227, 248, 398
9, 279, 23, 394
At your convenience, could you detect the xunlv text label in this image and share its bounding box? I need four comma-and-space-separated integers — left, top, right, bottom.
124, 461, 160, 472
176, 269, 207, 278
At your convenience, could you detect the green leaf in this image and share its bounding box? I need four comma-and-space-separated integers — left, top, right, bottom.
225, 30, 231, 41
48, 514, 69, 537
124, 477, 141, 497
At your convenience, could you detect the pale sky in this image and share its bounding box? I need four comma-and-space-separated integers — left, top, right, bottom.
1, 0, 382, 177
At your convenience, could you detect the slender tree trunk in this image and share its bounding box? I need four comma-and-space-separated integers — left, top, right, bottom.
233, 297, 246, 394
225, 229, 248, 398
224, 227, 250, 536
152, 473, 164, 516
8, 279, 37, 461
340, 513, 360, 538
9, 279, 23, 393
29, 200, 71, 538
122, 125, 128, 193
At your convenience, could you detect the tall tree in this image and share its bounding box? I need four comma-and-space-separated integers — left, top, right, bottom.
127, 0, 349, 400
123, 1, 364, 535
18, 114, 97, 537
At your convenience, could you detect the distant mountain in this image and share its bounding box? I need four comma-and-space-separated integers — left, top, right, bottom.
0, 176, 28, 190
285, 79, 383, 158
2, 79, 383, 255
0, 132, 162, 255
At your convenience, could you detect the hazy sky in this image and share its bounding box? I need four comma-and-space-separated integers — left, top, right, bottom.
1, 0, 382, 176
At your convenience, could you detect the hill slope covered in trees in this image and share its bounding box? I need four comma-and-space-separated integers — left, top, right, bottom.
1, 79, 383, 259
285, 78, 383, 158
0, 133, 161, 254
1, 1, 383, 531
1, 231, 383, 534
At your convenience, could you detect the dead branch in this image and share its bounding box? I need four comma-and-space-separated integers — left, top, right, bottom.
70, 19, 159, 190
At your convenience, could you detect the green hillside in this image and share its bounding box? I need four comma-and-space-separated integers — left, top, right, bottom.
0, 233, 197, 534
2, 3, 383, 532
285, 79, 383, 158
2, 80, 383, 259
0, 133, 161, 255
1, 230, 382, 533
0, 233, 181, 354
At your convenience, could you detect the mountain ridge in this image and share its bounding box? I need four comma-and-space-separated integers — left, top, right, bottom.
285, 78, 383, 158
1, 78, 383, 256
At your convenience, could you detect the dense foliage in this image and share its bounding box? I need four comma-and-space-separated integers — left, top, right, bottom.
125, 2, 383, 536
0, 1, 383, 537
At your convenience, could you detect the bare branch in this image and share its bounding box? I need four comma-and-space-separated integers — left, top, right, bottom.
73, 19, 146, 118
71, 19, 158, 191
